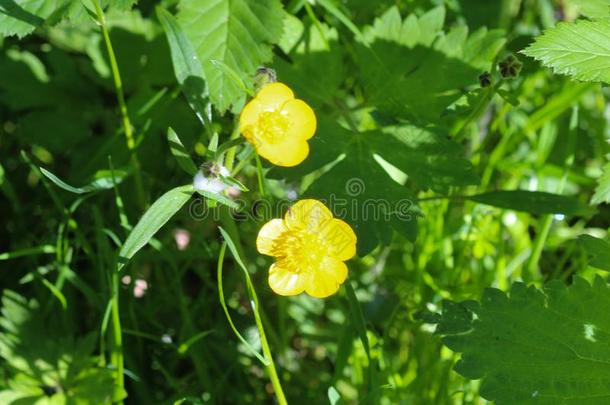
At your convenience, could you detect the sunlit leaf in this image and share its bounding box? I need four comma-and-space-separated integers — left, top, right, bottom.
523, 19, 610, 84
435, 277, 610, 404
118, 184, 193, 270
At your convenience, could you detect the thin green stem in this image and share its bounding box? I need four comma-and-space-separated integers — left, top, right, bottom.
91, 0, 145, 208
111, 272, 125, 403
217, 235, 287, 405
251, 289, 288, 405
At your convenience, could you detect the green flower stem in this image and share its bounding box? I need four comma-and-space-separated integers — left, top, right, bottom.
111, 271, 125, 404
217, 231, 287, 405
91, 0, 145, 208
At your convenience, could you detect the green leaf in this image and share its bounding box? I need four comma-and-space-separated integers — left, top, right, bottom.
40, 167, 128, 194
566, 0, 610, 18
271, 118, 477, 255
167, 127, 198, 176
0, 0, 70, 38
274, 23, 344, 108
592, 161, 610, 204
468, 190, 594, 216
579, 235, 610, 271
177, 0, 285, 112
118, 184, 193, 271
357, 6, 505, 120
157, 6, 211, 126
0, 291, 117, 403
522, 19, 610, 84
435, 277, 610, 404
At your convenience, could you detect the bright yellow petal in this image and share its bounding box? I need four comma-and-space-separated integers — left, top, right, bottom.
268, 263, 308, 296
318, 218, 357, 261
257, 139, 309, 167
305, 257, 348, 298
255, 82, 294, 111
256, 219, 288, 256
284, 199, 333, 231
239, 99, 264, 134
281, 99, 317, 141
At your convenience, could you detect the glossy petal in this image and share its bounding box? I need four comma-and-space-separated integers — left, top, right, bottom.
256, 82, 294, 110
318, 218, 357, 261
305, 257, 348, 298
281, 99, 317, 140
268, 263, 308, 296
285, 199, 333, 231
257, 139, 309, 167
239, 99, 264, 134
256, 219, 288, 256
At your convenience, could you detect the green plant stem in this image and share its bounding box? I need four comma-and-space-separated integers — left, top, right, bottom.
111, 272, 125, 403
252, 298, 287, 405
217, 239, 287, 405
91, 0, 146, 208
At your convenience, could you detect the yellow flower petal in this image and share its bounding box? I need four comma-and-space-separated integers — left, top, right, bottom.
281, 99, 317, 141
268, 263, 308, 296
285, 199, 333, 231
257, 139, 309, 167
256, 82, 294, 110
256, 219, 288, 256
239, 99, 264, 136
318, 218, 357, 261
305, 257, 348, 298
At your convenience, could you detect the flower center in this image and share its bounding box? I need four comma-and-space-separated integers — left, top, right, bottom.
271, 229, 326, 273
255, 110, 290, 144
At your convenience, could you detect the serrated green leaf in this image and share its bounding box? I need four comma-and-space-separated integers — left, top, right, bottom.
167, 127, 198, 176
579, 235, 610, 271
0, 0, 68, 38
592, 161, 610, 204
468, 190, 594, 216
566, 0, 610, 18
357, 6, 505, 120
177, 0, 284, 112
436, 277, 610, 404
523, 19, 610, 84
118, 184, 193, 271
270, 118, 476, 255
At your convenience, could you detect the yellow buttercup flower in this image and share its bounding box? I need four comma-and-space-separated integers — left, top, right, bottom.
239, 82, 316, 167
256, 200, 357, 298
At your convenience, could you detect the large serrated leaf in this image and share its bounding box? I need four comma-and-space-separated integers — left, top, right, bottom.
177, 0, 284, 112
522, 19, 610, 84
270, 118, 477, 255
435, 277, 610, 404
357, 6, 505, 120
118, 184, 193, 270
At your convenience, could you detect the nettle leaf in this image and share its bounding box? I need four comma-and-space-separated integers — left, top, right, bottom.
579, 235, 610, 271
356, 6, 505, 121
435, 277, 610, 404
177, 0, 284, 112
522, 19, 610, 84
270, 118, 477, 255
592, 161, 610, 204
566, 0, 610, 18
0, 0, 73, 38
